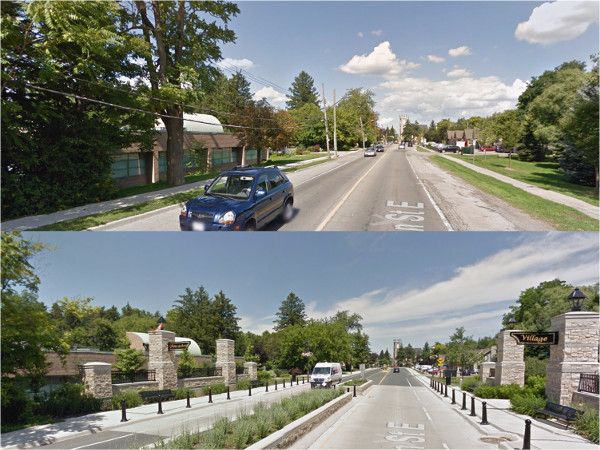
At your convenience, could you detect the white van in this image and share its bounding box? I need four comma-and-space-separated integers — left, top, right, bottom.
310, 362, 343, 388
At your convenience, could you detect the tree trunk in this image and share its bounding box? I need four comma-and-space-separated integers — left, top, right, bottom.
241, 144, 247, 166
163, 112, 185, 186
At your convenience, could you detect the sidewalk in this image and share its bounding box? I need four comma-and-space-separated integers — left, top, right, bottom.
436, 152, 599, 220
1, 152, 353, 232
410, 369, 597, 450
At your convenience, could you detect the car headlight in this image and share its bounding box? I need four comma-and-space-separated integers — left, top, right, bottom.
180, 204, 187, 217
218, 211, 236, 225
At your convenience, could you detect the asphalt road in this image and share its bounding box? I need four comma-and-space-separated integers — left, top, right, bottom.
303, 368, 496, 449
95, 144, 452, 231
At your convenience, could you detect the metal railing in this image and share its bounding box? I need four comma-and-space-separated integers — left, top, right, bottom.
177, 366, 222, 379
578, 373, 599, 394
111, 370, 156, 384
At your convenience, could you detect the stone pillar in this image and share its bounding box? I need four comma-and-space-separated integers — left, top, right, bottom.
546, 311, 599, 406
148, 330, 177, 390
496, 330, 525, 387
80, 362, 113, 398
216, 339, 236, 384
245, 362, 258, 380
479, 361, 496, 384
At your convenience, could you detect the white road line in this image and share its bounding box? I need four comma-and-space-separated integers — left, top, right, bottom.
442, 442, 450, 449
405, 153, 454, 231
316, 152, 389, 231
73, 433, 135, 449
422, 407, 433, 422
295, 159, 355, 187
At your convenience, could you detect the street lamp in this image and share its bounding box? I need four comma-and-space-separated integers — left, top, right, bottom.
567, 288, 586, 312
507, 317, 517, 330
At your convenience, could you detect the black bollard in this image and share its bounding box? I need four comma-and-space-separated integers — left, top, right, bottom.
120, 398, 128, 422
249, 384, 252, 397
481, 401, 489, 425
296, 377, 299, 386
470, 396, 476, 417
303, 376, 305, 384
283, 379, 286, 388
157, 394, 164, 415
186, 390, 191, 408
227, 386, 231, 400
353, 384, 357, 398
275, 380, 278, 390
266, 381, 269, 392
444, 384, 448, 397
208, 387, 213, 404
461, 392, 467, 410
451, 388, 456, 405
523, 419, 531, 450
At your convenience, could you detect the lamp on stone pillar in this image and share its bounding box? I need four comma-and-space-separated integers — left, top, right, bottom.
155, 316, 166, 331
567, 288, 586, 312
507, 317, 517, 330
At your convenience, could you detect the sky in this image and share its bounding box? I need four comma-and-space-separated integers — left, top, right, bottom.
26, 231, 599, 354
214, 0, 599, 128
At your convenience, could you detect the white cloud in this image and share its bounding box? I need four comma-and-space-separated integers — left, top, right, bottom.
515, 0, 599, 45
377, 74, 527, 119
339, 41, 420, 79
358, 32, 364, 38
448, 46, 472, 57
311, 233, 599, 346
426, 55, 445, 63
446, 66, 472, 78
253, 86, 287, 105
378, 116, 395, 126
371, 30, 383, 36
218, 57, 256, 71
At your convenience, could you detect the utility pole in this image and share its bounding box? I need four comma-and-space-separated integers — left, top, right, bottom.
333, 88, 338, 158
322, 83, 331, 159
360, 117, 366, 150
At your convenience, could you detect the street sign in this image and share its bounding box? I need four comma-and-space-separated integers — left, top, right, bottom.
510, 332, 559, 345
168, 341, 190, 351
301, 351, 313, 357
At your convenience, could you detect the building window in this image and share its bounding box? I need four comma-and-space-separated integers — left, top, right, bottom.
246, 149, 258, 161
211, 147, 234, 166
112, 154, 146, 178
158, 152, 167, 174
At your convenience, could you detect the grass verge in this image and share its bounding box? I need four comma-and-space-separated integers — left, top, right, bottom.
430, 155, 599, 231
156, 387, 345, 449
446, 154, 598, 206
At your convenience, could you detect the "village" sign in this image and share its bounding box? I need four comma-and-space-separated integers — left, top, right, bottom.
510, 332, 559, 345
168, 341, 191, 350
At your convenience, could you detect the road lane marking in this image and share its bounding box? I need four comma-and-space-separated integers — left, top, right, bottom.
73, 433, 135, 449
296, 159, 356, 187
404, 153, 453, 231
315, 151, 389, 231
422, 407, 433, 422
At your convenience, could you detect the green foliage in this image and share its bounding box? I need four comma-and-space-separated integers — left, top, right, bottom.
111, 389, 142, 410
202, 383, 227, 395
524, 375, 546, 397
35, 383, 102, 418
510, 393, 547, 416
274, 292, 308, 331
344, 378, 368, 386
460, 377, 480, 392
177, 349, 197, 378
525, 357, 548, 380
286, 71, 319, 109
257, 371, 271, 383
173, 388, 196, 400
236, 379, 250, 390
113, 348, 146, 376
473, 383, 522, 399
574, 407, 599, 444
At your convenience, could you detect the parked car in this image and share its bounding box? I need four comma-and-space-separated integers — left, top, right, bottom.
438, 145, 459, 153
495, 146, 508, 153
310, 362, 343, 388
393, 366, 400, 373
376, 144, 385, 152
364, 147, 376, 157
398, 143, 405, 149
481, 146, 495, 152
179, 165, 294, 231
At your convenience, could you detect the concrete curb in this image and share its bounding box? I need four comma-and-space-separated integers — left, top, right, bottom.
342, 379, 374, 396
247, 392, 353, 449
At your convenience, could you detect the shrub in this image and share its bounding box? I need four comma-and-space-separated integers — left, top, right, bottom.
510, 393, 547, 416
202, 383, 227, 395
461, 377, 479, 392
574, 408, 599, 444
236, 379, 250, 390
233, 416, 256, 448
525, 357, 547, 379
257, 370, 271, 383
1, 382, 34, 426
111, 389, 142, 410
36, 383, 102, 418
273, 368, 282, 377
473, 383, 522, 399
173, 388, 196, 400
524, 375, 546, 397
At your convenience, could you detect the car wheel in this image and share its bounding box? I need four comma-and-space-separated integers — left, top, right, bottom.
243, 220, 256, 231
280, 199, 293, 223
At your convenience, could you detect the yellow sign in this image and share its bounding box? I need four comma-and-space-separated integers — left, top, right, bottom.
437, 357, 445, 366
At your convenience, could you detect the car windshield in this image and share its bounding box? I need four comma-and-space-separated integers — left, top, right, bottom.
207, 174, 254, 199
312, 367, 331, 375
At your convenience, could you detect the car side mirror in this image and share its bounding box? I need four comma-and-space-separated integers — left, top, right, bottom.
255, 189, 267, 198
204, 184, 209, 191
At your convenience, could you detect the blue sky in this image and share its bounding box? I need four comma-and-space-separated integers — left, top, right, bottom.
27, 231, 599, 353
215, 0, 599, 128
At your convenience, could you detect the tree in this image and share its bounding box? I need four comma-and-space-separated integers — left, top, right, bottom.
1, 233, 68, 402
113, 348, 146, 377
274, 292, 307, 331
231, 98, 275, 165
177, 348, 197, 378
289, 102, 325, 149
124, 1, 239, 186
445, 327, 480, 370
286, 71, 319, 109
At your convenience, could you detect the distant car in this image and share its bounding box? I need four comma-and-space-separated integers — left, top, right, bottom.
481, 146, 495, 152
438, 145, 459, 153
393, 366, 400, 373
495, 146, 508, 153
179, 165, 294, 231
376, 144, 384, 152
398, 143, 405, 149
364, 147, 376, 157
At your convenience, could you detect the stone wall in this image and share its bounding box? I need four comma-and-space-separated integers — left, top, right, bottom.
479, 362, 496, 384
546, 311, 599, 406
81, 362, 112, 398
216, 339, 237, 384
495, 330, 525, 387
148, 330, 178, 390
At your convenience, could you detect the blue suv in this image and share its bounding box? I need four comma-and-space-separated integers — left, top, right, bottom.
179, 166, 294, 231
